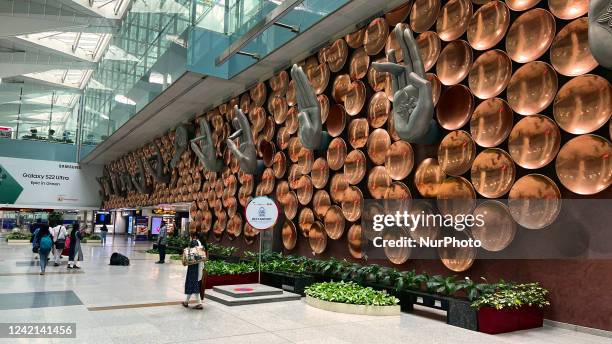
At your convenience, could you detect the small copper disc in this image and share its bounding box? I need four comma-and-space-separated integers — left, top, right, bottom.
548, 0, 588, 20
347, 224, 363, 258
436, 176, 477, 216
311, 158, 329, 189
436, 84, 475, 130
505, 0, 541, 11
470, 98, 513, 148
326, 39, 349, 73
508, 174, 561, 229
286, 80, 296, 106
556, 135, 612, 195
270, 96, 288, 124
296, 175, 314, 205
273, 151, 287, 178
410, 0, 441, 33
508, 115, 561, 169
364, 17, 389, 55
313, 190, 332, 219
324, 205, 345, 239
285, 107, 299, 134
383, 229, 411, 265
367, 92, 391, 128
427, 73, 442, 106
249, 82, 266, 108
367, 166, 392, 199
349, 47, 370, 80
342, 186, 363, 222
297, 148, 314, 174
367, 129, 391, 165
283, 191, 298, 220
282, 220, 297, 250
307, 62, 330, 95
472, 201, 517, 252
276, 181, 290, 204
327, 104, 347, 137
553, 75, 612, 135
298, 208, 315, 238
332, 74, 352, 103
438, 130, 477, 176
368, 58, 389, 93
505, 8, 556, 63
467, 1, 510, 51
318, 95, 330, 123
386, 2, 412, 26
348, 118, 370, 149
416, 31, 441, 72
344, 150, 367, 185
330, 173, 350, 203
308, 221, 327, 254
326, 138, 347, 171
471, 148, 516, 198
436, 40, 473, 86
507, 61, 558, 116
345, 81, 367, 116
414, 158, 446, 197
277, 126, 290, 150
385, 141, 414, 180
288, 137, 303, 163
227, 214, 243, 240
438, 231, 476, 272
345, 28, 366, 49
550, 18, 598, 77
468, 50, 512, 100
408, 201, 439, 241
436, 0, 473, 41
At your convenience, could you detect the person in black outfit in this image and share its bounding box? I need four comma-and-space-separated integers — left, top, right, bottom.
68, 223, 83, 269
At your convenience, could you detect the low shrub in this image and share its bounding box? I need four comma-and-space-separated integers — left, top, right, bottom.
205, 260, 256, 276
472, 283, 550, 310
305, 281, 399, 306
6, 231, 32, 241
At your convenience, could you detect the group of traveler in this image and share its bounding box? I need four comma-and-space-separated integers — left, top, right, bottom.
31, 220, 83, 275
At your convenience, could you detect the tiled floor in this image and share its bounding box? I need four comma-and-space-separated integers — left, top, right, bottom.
0, 235, 610, 344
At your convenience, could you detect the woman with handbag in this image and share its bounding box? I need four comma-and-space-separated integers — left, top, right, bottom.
67, 223, 83, 269
181, 235, 206, 309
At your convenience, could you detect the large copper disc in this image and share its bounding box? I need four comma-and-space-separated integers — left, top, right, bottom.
471, 148, 516, 198
507, 61, 558, 116
436, 176, 477, 216
282, 220, 297, 250
345, 28, 365, 49
367, 166, 392, 199
548, 0, 588, 20
438, 130, 477, 176
467, 1, 510, 50
367, 92, 391, 128
273, 151, 287, 178
311, 157, 329, 189
385, 2, 412, 26
326, 39, 349, 73
438, 231, 476, 272
318, 94, 330, 123
342, 186, 363, 222
468, 50, 512, 100
436, 40, 473, 86
283, 191, 298, 220
313, 190, 332, 219
508, 115, 561, 169
505, 0, 540, 11
227, 214, 243, 240
408, 201, 440, 241
550, 18, 598, 77
249, 82, 266, 108
332, 74, 352, 103
308, 221, 327, 254
472, 201, 517, 252
470, 98, 513, 148
416, 31, 441, 72
383, 229, 411, 265
298, 207, 315, 238
269, 96, 288, 124
347, 224, 363, 259
414, 158, 446, 197
327, 137, 347, 171
286, 80, 296, 106
508, 174, 561, 229
308, 62, 330, 95
330, 173, 350, 203
324, 205, 345, 240
505, 8, 555, 63
364, 17, 389, 56
556, 135, 612, 195
553, 75, 612, 135
410, 0, 441, 33
344, 150, 367, 185
367, 129, 391, 165
244, 223, 259, 245
349, 47, 369, 80
385, 141, 414, 180
436, 84, 474, 130
327, 104, 347, 137
345, 81, 367, 116
348, 118, 369, 149
297, 147, 314, 174
296, 175, 314, 205
436, 0, 473, 41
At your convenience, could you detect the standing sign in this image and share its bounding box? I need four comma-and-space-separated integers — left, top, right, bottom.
245, 196, 280, 230
0, 157, 101, 209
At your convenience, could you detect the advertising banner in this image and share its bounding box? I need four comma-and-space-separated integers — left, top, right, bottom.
0, 157, 102, 209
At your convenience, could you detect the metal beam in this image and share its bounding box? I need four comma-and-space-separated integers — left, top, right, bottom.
0, 51, 96, 78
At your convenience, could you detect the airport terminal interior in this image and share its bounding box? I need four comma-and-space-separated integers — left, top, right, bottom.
0, 0, 611, 343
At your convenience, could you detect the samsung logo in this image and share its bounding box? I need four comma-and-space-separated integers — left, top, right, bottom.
59, 164, 81, 170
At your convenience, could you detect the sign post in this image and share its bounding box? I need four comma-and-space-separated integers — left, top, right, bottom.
245, 196, 280, 283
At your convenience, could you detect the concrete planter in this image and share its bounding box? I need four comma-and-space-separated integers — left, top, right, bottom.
7, 239, 31, 244
305, 296, 401, 316
83, 240, 102, 244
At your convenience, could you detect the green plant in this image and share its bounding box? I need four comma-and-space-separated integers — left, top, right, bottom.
394, 270, 427, 291
305, 281, 399, 306
48, 212, 63, 226
167, 236, 191, 250
260, 259, 306, 275
6, 231, 32, 241
208, 243, 238, 257
471, 283, 550, 310
426, 275, 463, 296
205, 260, 257, 276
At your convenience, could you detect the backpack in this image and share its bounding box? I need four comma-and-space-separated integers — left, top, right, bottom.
40, 235, 53, 254
54, 226, 66, 249
109, 252, 130, 266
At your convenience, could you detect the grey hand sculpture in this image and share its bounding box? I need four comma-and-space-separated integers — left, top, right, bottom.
170, 124, 192, 168
132, 158, 152, 195
96, 176, 111, 200
589, 0, 612, 69
109, 172, 121, 196
120, 173, 135, 193
373, 24, 437, 144
191, 118, 224, 172
291, 64, 328, 150
144, 143, 170, 184
226, 105, 258, 175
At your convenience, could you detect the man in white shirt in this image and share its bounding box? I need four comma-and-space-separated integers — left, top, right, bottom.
51, 222, 67, 266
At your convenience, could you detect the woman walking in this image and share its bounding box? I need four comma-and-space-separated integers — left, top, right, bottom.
35, 224, 53, 275
182, 235, 206, 309
68, 223, 83, 269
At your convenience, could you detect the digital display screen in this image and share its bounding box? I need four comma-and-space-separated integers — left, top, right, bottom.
151, 217, 162, 235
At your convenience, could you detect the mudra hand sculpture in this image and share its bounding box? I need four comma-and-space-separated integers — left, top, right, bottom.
291, 64, 329, 150
373, 24, 437, 144
589, 0, 612, 69
191, 119, 224, 172
144, 143, 170, 184
226, 106, 259, 175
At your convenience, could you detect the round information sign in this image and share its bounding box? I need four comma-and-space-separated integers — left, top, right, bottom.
245, 196, 280, 230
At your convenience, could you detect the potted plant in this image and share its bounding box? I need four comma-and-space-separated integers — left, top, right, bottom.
471, 283, 550, 334
304, 281, 400, 316
82, 234, 102, 244
204, 261, 258, 289
6, 231, 32, 243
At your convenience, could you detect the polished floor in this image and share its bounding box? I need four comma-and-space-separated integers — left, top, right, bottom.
0, 236, 609, 344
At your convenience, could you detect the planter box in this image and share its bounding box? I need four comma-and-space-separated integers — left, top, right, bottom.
7, 239, 31, 244
261, 271, 315, 296
83, 240, 102, 244
477, 306, 544, 334
305, 296, 400, 316
204, 272, 258, 289
448, 298, 478, 331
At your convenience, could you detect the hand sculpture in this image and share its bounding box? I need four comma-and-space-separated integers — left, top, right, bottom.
373, 24, 437, 144
109, 173, 121, 196
291, 64, 328, 150
144, 143, 171, 184
226, 106, 258, 175
171, 124, 192, 168
120, 173, 134, 193
589, 0, 612, 69
191, 119, 224, 172
96, 176, 111, 200
132, 158, 152, 195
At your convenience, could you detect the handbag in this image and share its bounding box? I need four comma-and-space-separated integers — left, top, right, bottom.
182, 247, 206, 266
